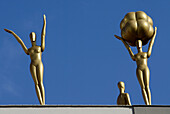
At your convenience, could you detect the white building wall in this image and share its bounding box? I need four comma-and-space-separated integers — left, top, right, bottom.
1, 105, 170, 114
0, 106, 132, 114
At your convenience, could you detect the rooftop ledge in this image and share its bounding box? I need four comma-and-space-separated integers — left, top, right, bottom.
0, 104, 170, 107
0, 105, 170, 114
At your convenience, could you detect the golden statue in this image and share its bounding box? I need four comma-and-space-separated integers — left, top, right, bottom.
4, 15, 46, 105
117, 81, 131, 105
115, 11, 157, 105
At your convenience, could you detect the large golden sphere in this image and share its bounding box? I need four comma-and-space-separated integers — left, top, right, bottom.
120, 11, 154, 46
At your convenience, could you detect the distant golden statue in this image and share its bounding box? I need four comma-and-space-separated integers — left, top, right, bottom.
4, 15, 46, 105
117, 81, 131, 105
115, 11, 157, 105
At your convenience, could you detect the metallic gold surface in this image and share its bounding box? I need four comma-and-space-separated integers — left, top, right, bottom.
115, 27, 157, 105
4, 15, 46, 105
120, 11, 154, 46
117, 81, 131, 105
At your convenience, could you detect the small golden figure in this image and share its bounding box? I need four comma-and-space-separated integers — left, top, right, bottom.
117, 81, 131, 105
114, 27, 157, 105
4, 15, 46, 105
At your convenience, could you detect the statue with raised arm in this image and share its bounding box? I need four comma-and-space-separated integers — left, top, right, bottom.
115, 11, 157, 105
117, 81, 131, 105
4, 15, 46, 105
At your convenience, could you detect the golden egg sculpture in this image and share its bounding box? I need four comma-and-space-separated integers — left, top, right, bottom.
120, 11, 154, 46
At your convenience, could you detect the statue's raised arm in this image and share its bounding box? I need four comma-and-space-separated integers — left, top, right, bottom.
114, 35, 135, 61
147, 27, 157, 58
41, 14, 46, 52
4, 29, 29, 55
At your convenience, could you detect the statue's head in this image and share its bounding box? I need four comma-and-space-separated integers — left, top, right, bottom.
118, 81, 125, 89
29, 32, 36, 42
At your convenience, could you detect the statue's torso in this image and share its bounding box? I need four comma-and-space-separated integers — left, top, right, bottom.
134, 52, 148, 70
28, 46, 42, 65
117, 93, 129, 105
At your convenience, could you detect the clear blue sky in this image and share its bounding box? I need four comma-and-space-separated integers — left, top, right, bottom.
0, 0, 169, 105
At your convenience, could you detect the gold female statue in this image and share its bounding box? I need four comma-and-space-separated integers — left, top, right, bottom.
4, 15, 46, 105
114, 27, 157, 105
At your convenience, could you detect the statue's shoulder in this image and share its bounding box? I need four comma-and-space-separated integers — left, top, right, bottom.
125, 93, 130, 97
28, 46, 41, 53
135, 52, 147, 56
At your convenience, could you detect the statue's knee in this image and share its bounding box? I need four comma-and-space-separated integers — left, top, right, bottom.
141, 85, 145, 90
146, 86, 150, 90
39, 82, 44, 87
34, 81, 39, 86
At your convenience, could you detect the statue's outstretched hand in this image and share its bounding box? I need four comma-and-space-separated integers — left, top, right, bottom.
4, 29, 13, 33
43, 14, 46, 23
153, 27, 157, 38
114, 35, 123, 41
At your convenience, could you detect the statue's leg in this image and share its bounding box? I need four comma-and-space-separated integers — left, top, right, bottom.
30, 64, 43, 105
143, 67, 151, 105
136, 69, 149, 105
36, 62, 45, 105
